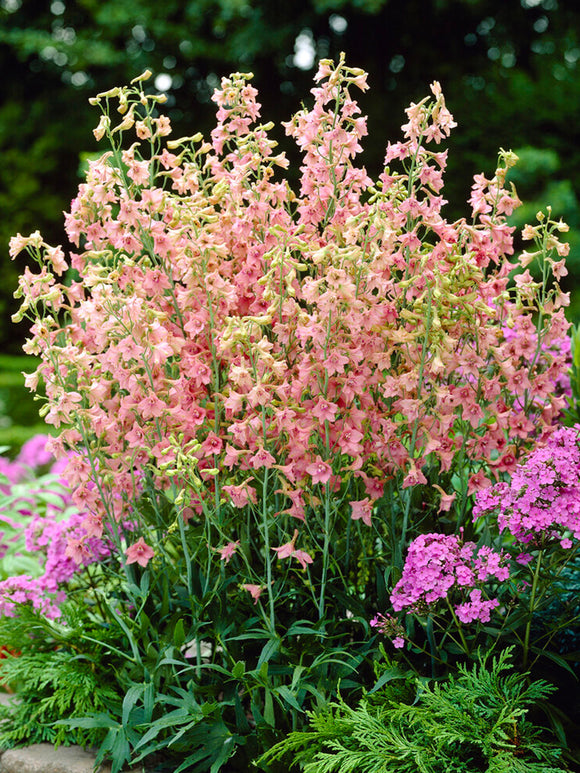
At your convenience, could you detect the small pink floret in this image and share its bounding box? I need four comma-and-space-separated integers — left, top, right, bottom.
125, 537, 155, 568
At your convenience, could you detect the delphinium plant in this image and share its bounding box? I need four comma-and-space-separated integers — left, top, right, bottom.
5, 56, 574, 771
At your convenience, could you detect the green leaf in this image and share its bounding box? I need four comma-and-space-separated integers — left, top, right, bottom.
264, 688, 275, 727
132, 708, 193, 754
55, 713, 119, 730
232, 660, 245, 679
122, 683, 144, 727
285, 620, 323, 637
531, 646, 578, 678
257, 637, 280, 668
274, 684, 303, 713
173, 617, 186, 649
368, 666, 407, 695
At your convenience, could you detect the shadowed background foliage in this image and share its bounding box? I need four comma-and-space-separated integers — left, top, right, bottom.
1, 0, 580, 355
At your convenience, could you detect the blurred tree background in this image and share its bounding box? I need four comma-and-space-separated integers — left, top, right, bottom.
1, 0, 580, 357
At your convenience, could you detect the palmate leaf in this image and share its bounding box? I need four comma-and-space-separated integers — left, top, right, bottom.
170, 720, 239, 773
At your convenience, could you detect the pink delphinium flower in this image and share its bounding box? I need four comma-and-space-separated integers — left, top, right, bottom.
218, 540, 240, 564
125, 537, 154, 567
272, 529, 313, 570
241, 583, 265, 604
350, 498, 372, 527
11, 59, 572, 621
305, 457, 332, 485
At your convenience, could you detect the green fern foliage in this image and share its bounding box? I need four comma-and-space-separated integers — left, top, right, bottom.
0, 649, 119, 748
259, 649, 571, 773
0, 604, 121, 749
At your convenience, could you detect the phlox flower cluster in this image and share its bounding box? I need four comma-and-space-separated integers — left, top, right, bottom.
370, 612, 406, 649
0, 437, 111, 619
0, 434, 54, 494
9, 57, 570, 576
389, 533, 509, 624
474, 425, 580, 547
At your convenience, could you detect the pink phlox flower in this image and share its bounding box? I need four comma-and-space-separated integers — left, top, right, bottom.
474, 425, 580, 546
455, 589, 499, 624
515, 552, 533, 565
390, 533, 507, 616
125, 537, 154, 568
16, 434, 54, 469
369, 612, 406, 647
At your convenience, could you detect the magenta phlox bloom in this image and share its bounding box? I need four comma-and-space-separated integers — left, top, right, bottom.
390, 532, 507, 623
0, 458, 25, 492
16, 434, 54, 470
0, 510, 111, 619
455, 589, 499, 624
474, 425, 580, 546
0, 575, 65, 619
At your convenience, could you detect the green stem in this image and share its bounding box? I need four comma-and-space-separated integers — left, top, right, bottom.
523, 550, 543, 670
318, 482, 331, 621
261, 468, 276, 631
446, 597, 470, 655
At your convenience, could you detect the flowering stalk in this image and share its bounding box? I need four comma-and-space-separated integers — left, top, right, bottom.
9, 59, 571, 652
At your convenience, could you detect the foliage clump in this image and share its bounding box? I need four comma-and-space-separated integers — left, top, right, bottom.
0, 605, 120, 749
261, 649, 570, 773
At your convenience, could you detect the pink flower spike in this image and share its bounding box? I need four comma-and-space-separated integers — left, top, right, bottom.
125, 537, 155, 568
